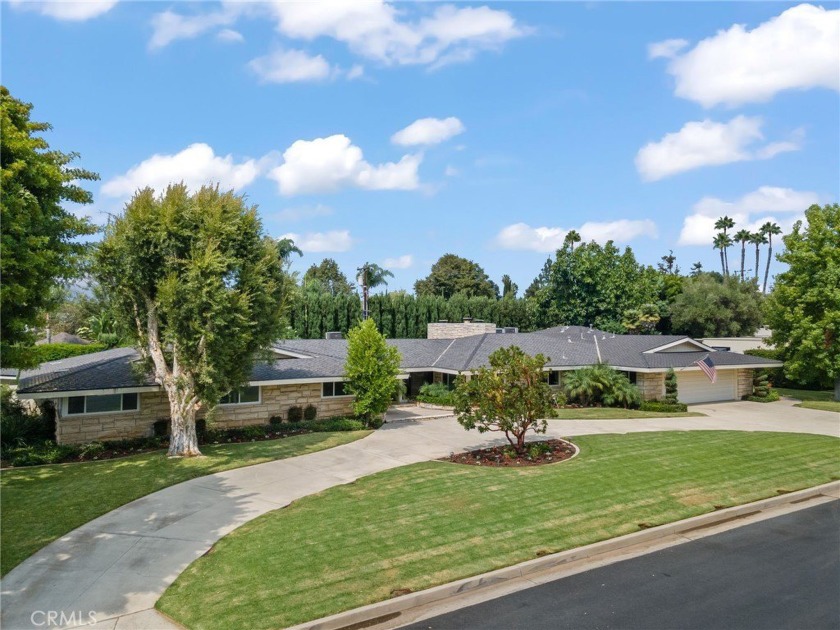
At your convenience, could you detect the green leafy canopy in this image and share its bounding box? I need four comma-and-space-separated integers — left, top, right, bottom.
343, 319, 402, 425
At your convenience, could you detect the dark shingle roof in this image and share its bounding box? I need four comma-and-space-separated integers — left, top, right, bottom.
17, 327, 782, 396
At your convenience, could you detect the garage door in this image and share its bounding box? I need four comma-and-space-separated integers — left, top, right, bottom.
676, 369, 737, 404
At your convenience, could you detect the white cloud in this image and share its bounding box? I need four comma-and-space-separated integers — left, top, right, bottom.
217, 29, 244, 43
382, 254, 413, 269
8, 0, 117, 21
635, 116, 801, 181
101, 143, 260, 198
279, 230, 353, 253
656, 4, 840, 107
151, 1, 525, 68
268, 134, 420, 196
647, 38, 688, 59
347, 64, 365, 80
248, 49, 334, 84
678, 186, 821, 245
275, 204, 333, 222
444, 165, 460, 177
391, 117, 465, 146
495, 220, 658, 252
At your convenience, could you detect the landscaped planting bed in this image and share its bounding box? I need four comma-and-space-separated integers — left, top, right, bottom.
158, 431, 840, 630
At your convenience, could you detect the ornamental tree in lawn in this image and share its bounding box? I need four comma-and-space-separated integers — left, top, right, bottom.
95, 185, 288, 456
765, 204, 840, 400
453, 346, 555, 454
343, 318, 402, 427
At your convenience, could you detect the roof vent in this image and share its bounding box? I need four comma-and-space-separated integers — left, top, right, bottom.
496, 327, 519, 334
463, 317, 474, 323
325, 331, 344, 340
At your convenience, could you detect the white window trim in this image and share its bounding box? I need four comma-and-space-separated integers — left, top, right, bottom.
63, 393, 141, 416
218, 386, 262, 407
321, 381, 353, 399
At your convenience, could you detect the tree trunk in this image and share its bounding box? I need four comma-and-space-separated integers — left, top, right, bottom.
754, 245, 760, 282
167, 388, 201, 457
740, 244, 746, 281
763, 237, 773, 293
719, 250, 726, 276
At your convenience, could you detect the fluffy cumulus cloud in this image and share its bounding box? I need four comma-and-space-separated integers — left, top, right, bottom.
279, 230, 353, 253
268, 134, 420, 196
391, 117, 465, 146
495, 220, 658, 253
8, 0, 117, 21
652, 4, 840, 108
150, 1, 525, 69
100, 143, 260, 198
635, 116, 801, 181
678, 186, 821, 246
382, 254, 413, 269
248, 49, 334, 84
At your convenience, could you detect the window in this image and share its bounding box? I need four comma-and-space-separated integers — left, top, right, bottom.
322, 381, 349, 397
441, 373, 457, 389
66, 393, 139, 415
219, 386, 260, 405
620, 371, 638, 385
544, 371, 560, 386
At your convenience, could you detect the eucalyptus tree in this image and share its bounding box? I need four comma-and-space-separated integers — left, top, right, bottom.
734, 229, 752, 281
760, 222, 782, 293
748, 231, 767, 283
95, 185, 288, 456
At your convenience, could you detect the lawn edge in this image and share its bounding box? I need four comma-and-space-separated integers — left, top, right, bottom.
284, 480, 840, 630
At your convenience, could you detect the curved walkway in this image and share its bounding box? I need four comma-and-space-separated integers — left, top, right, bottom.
2, 401, 837, 630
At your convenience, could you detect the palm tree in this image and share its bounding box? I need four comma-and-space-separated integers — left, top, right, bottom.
734, 229, 751, 281
714, 216, 735, 275
712, 233, 732, 276
564, 230, 581, 251
760, 222, 782, 293
357, 263, 394, 320
748, 231, 767, 283
276, 237, 303, 262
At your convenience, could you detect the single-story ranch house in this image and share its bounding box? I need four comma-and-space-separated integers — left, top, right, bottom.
14, 321, 782, 445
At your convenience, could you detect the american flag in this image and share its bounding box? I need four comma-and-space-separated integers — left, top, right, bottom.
695, 354, 717, 383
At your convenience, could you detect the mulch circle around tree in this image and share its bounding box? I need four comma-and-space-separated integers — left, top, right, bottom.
442, 439, 577, 467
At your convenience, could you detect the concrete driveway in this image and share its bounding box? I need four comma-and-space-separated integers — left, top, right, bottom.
1, 401, 837, 629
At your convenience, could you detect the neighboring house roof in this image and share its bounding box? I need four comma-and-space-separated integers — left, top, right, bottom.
16, 327, 783, 397
35, 332, 91, 345
1, 367, 19, 381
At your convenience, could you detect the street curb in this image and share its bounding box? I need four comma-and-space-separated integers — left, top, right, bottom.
285, 480, 840, 630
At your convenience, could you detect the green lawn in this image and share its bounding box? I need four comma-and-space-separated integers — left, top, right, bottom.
552, 408, 703, 419
0, 431, 369, 576
775, 388, 840, 413
158, 431, 840, 630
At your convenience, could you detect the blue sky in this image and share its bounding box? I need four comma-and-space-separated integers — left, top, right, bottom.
3, 1, 838, 293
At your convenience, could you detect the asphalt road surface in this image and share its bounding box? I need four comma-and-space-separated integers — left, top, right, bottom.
402, 500, 840, 630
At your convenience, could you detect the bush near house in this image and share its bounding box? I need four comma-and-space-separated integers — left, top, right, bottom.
563, 364, 641, 409
0, 387, 55, 449
417, 382, 456, 406
1, 417, 365, 468
639, 401, 689, 413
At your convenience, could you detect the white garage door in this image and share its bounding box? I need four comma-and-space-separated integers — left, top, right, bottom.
676, 369, 737, 404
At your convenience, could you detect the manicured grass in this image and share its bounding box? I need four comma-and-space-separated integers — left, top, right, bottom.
552, 407, 704, 419
775, 388, 840, 413
158, 431, 840, 630
0, 431, 369, 576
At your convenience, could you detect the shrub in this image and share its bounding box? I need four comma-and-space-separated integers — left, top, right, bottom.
299, 418, 366, 432
29, 342, 109, 364
552, 390, 568, 408
744, 390, 780, 403
527, 441, 552, 459
242, 425, 266, 439
753, 373, 771, 398
303, 404, 317, 421
269, 415, 283, 426
417, 382, 455, 406
639, 400, 689, 413
78, 442, 105, 459
287, 406, 303, 423
1, 387, 55, 449
564, 365, 640, 409
664, 368, 679, 404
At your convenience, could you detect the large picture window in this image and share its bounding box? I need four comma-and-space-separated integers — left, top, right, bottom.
66, 393, 139, 415
322, 381, 349, 397
544, 370, 560, 386
219, 386, 260, 405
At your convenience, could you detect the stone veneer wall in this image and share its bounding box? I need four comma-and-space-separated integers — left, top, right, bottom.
55, 383, 354, 445
637, 372, 665, 401
427, 322, 498, 339
737, 369, 754, 399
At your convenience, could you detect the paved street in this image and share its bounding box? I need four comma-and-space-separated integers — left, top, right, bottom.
402, 500, 840, 630
1, 401, 837, 629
